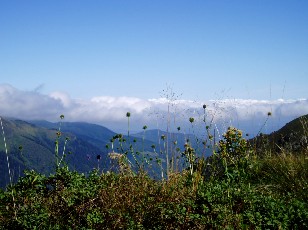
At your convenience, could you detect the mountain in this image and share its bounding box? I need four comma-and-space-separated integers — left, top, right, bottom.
0, 118, 108, 188
0, 119, 173, 188
29, 120, 164, 154
5, 113, 291, 189
250, 114, 308, 154
30, 120, 116, 151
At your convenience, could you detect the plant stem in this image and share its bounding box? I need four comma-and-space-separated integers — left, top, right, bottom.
0, 117, 17, 220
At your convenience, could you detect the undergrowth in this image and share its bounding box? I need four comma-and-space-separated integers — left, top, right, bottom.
0, 111, 307, 229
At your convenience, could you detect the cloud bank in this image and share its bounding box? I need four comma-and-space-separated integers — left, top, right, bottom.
1, 84, 307, 137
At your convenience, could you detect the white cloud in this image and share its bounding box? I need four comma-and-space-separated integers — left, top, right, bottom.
0, 84, 307, 136
49, 91, 72, 108
0, 84, 65, 120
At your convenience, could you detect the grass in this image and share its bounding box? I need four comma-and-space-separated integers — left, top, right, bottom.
0, 110, 308, 229
256, 151, 308, 201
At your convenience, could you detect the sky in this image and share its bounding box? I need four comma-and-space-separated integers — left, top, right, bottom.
0, 1, 308, 136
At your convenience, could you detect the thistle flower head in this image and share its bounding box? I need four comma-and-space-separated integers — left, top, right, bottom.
108, 152, 124, 160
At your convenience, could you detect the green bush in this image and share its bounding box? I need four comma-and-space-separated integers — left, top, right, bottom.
1, 125, 308, 229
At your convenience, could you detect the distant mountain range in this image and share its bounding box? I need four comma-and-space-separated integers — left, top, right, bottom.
0, 114, 307, 188
0, 119, 107, 188
0, 118, 200, 188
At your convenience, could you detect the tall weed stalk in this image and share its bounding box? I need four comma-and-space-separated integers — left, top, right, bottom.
0, 117, 17, 220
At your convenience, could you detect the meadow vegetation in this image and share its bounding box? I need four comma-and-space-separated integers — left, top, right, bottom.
0, 111, 307, 229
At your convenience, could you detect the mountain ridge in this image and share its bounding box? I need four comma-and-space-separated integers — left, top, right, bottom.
1, 114, 307, 188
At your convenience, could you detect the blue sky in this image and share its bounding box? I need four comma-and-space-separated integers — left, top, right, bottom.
0, 1, 308, 135
1, 0, 307, 100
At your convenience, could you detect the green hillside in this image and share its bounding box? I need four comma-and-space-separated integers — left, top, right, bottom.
0, 118, 105, 188
0, 119, 180, 188
30, 120, 116, 151
251, 114, 308, 154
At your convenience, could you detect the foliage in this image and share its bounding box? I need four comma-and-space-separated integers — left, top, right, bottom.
202, 126, 252, 182
1, 113, 308, 229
